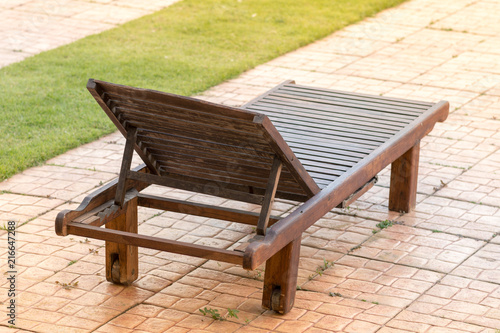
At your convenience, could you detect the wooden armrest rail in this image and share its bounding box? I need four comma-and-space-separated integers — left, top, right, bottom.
55, 164, 150, 236
67, 223, 244, 265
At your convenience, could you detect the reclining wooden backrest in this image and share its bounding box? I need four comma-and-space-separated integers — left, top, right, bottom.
87, 79, 320, 207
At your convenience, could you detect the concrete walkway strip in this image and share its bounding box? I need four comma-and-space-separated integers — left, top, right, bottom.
0, 0, 180, 67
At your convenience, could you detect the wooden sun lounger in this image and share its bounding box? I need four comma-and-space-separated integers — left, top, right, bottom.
56, 79, 449, 314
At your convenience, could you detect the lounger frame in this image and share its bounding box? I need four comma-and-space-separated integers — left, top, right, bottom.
56, 79, 449, 314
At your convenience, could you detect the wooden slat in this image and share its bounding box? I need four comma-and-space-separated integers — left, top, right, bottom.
87, 80, 160, 175
127, 170, 265, 205
153, 160, 304, 194
277, 127, 381, 149
155, 160, 303, 192
126, 120, 272, 154
281, 83, 434, 108
115, 126, 138, 206
267, 120, 390, 143
138, 129, 271, 152
112, 103, 261, 134
116, 112, 270, 147
256, 116, 320, 198
137, 193, 282, 226
275, 132, 375, 154
131, 121, 271, 151
141, 142, 273, 172
137, 134, 274, 161
252, 97, 413, 128
279, 140, 368, 160
294, 152, 357, 168
269, 90, 427, 117
105, 92, 261, 126
68, 223, 244, 265
253, 111, 397, 138
94, 79, 260, 121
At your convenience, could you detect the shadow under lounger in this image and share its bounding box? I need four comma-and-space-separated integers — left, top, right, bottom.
55, 79, 449, 314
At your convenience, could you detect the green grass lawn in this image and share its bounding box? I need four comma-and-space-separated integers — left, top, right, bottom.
0, 0, 406, 181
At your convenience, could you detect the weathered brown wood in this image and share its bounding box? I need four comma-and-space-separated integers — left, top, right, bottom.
264, 92, 428, 117
137, 193, 282, 226
243, 100, 449, 270
143, 145, 299, 185
276, 131, 375, 154
279, 83, 434, 109
58, 79, 450, 317
262, 237, 301, 314
105, 196, 138, 285
233, 235, 265, 253
135, 123, 272, 152
118, 112, 269, 147
389, 142, 420, 213
257, 116, 320, 198
153, 160, 301, 190
249, 103, 401, 136
138, 134, 274, 162
55, 164, 149, 236
154, 164, 303, 197
95, 79, 260, 121
87, 80, 159, 175
110, 102, 261, 134
68, 222, 244, 265
127, 171, 266, 205
268, 121, 387, 145
115, 127, 138, 207
74, 189, 139, 227
265, 115, 394, 139
337, 177, 377, 208
257, 156, 282, 235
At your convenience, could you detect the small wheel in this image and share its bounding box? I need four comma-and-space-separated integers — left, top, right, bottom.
271, 288, 281, 311
111, 258, 121, 284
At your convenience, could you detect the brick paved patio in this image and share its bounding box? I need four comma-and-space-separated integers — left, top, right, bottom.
1, 0, 500, 332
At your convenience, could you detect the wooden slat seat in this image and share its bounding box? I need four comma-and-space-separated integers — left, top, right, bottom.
55, 79, 449, 315
243, 81, 441, 189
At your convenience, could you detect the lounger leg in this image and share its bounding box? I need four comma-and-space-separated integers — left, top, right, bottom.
105, 197, 139, 285
262, 237, 301, 314
389, 142, 420, 213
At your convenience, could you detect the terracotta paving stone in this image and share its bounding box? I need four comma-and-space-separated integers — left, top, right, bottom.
144, 292, 180, 309
170, 297, 210, 314
108, 313, 147, 329
248, 315, 284, 330
176, 314, 211, 330
274, 319, 313, 332
156, 308, 189, 322
73, 306, 121, 324
31, 322, 89, 333
134, 275, 172, 292
133, 317, 176, 332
